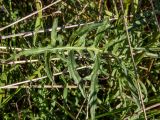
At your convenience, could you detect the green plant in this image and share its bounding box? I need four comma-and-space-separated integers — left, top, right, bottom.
0, 0, 160, 119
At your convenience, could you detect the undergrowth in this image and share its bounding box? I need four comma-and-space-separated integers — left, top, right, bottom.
0, 0, 160, 119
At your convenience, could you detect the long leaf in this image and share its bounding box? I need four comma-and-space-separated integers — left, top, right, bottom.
88, 53, 100, 120
33, 0, 43, 46
51, 18, 58, 47
68, 50, 86, 98
93, 17, 110, 47
44, 51, 54, 82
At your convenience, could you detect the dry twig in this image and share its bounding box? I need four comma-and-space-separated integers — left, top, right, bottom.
0, 15, 133, 40
0, 66, 92, 89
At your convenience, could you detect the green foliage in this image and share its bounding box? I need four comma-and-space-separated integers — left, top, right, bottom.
0, 0, 160, 119
33, 0, 43, 46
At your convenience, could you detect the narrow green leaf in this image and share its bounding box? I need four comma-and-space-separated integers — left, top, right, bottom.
88, 53, 100, 120
28, 66, 43, 80
0, 73, 6, 103
4, 46, 102, 63
145, 52, 159, 58
43, 18, 58, 82
33, 0, 43, 46
68, 50, 86, 98
145, 32, 160, 47
93, 17, 110, 47
44, 51, 54, 82
74, 33, 87, 47
139, 80, 148, 101
69, 22, 103, 45
63, 87, 68, 100
133, 0, 139, 12
51, 18, 58, 47
0, 88, 21, 108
